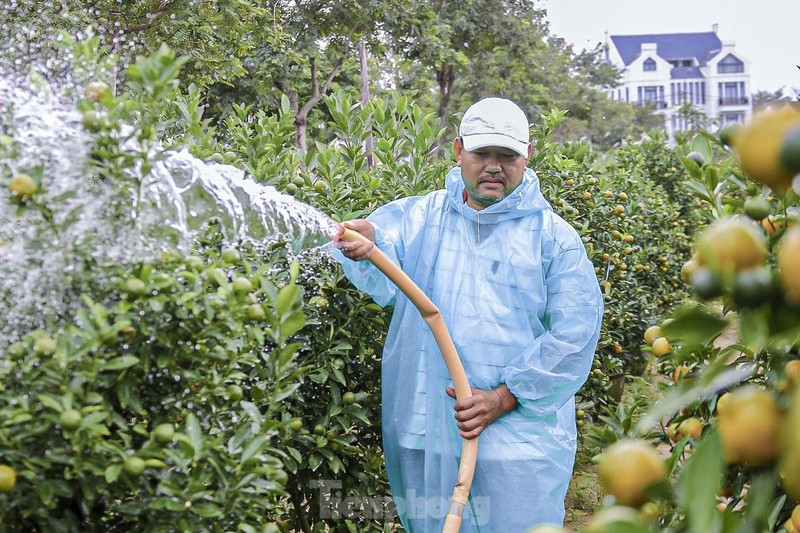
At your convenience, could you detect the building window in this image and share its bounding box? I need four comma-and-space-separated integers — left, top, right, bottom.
717, 54, 744, 74
643, 58, 656, 72
719, 82, 748, 106
639, 85, 664, 108
721, 112, 744, 124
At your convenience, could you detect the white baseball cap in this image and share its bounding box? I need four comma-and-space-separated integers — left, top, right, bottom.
458, 97, 531, 157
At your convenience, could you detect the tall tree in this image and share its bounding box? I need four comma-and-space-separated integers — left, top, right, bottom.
385, 0, 550, 139
1, 1, 389, 151
381, 1, 657, 148
245, 0, 398, 151
2, 0, 663, 151
1, 1, 268, 89
752, 88, 795, 111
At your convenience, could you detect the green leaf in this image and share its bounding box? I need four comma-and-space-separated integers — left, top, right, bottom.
277, 342, 301, 368
349, 410, 371, 426
165, 498, 187, 511
738, 306, 770, 347
331, 342, 354, 353
104, 464, 122, 484
274, 383, 301, 404
280, 310, 305, 339
37, 394, 63, 413
691, 133, 713, 163
329, 455, 344, 474
4, 412, 33, 426
276, 284, 300, 316
635, 363, 752, 434
240, 401, 263, 428
86, 423, 110, 437
661, 305, 729, 348
240, 435, 268, 464
330, 368, 346, 386
185, 413, 203, 460
287, 447, 302, 463
117, 379, 145, 415
190, 501, 223, 518
35, 480, 55, 505
210, 268, 227, 287
678, 428, 724, 533
101, 355, 140, 371
229, 424, 252, 454
680, 156, 703, 178
739, 472, 781, 532
767, 494, 787, 531
665, 438, 689, 475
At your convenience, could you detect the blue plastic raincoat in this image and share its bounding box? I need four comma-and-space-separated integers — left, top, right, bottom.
336, 167, 603, 532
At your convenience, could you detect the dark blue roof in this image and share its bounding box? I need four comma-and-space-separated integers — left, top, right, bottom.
671, 66, 705, 79
610, 32, 722, 66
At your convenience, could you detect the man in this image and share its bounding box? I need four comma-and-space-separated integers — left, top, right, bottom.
335, 97, 603, 532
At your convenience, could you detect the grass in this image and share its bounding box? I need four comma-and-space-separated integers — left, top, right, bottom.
564, 444, 603, 531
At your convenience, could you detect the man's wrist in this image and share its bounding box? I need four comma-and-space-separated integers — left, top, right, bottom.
495, 384, 518, 414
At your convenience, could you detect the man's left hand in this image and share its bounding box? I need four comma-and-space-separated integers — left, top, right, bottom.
445, 384, 518, 439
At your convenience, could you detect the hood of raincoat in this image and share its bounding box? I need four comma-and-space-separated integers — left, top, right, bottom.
444, 166, 551, 223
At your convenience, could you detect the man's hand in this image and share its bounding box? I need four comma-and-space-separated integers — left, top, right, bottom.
445, 384, 518, 439
337, 219, 376, 261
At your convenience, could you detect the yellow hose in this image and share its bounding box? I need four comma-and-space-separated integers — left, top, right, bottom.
337, 226, 478, 533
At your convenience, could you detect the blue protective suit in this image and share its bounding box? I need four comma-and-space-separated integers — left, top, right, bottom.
335, 167, 603, 532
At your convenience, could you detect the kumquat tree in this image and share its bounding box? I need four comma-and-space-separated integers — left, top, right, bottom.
1, 3, 800, 533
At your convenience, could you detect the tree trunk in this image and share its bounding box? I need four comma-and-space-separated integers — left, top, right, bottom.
295, 116, 308, 153
434, 64, 455, 156
280, 56, 346, 153
274, 78, 303, 150
359, 40, 375, 169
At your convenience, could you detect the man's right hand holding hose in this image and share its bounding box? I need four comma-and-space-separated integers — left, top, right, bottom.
336, 220, 376, 261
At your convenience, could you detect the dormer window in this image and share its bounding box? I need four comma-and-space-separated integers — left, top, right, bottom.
717, 54, 744, 74
643, 58, 657, 72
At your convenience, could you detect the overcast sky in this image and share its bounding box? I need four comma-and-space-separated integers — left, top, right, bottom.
539, 0, 800, 95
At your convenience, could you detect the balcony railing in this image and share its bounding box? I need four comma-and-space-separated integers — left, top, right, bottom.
719, 97, 749, 106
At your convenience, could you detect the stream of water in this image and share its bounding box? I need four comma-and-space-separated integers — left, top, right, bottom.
0, 76, 340, 346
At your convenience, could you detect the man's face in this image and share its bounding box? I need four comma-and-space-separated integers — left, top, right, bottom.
454, 138, 532, 210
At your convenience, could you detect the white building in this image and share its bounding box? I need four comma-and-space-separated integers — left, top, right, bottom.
605, 24, 752, 139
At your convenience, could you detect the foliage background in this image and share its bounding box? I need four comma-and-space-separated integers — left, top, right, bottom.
0, 0, 665, 152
